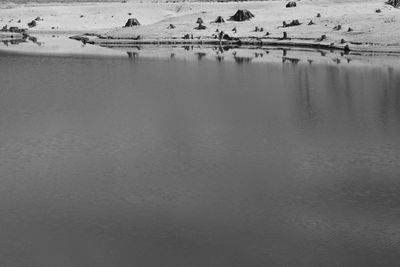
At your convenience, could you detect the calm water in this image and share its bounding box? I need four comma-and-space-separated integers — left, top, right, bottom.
0, 53, 400, 266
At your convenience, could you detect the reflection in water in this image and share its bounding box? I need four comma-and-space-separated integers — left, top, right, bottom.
2, 38, 26, 46
195, 52, 206, 60
0, 55, 399, 266
234, 56, 252, 64
127, 51, 139, 60
216, 55, 224, 62
0, 34, 42, 46
282, 57, 300, 64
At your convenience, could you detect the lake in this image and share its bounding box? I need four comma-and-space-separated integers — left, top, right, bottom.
0, 51, 400, 266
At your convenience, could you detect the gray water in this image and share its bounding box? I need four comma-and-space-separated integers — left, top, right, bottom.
0, 53, 400, 267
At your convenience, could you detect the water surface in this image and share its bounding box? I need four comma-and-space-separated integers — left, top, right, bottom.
0, 53, 400, 266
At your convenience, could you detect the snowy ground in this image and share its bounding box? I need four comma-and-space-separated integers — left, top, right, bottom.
1, 0, 400, 55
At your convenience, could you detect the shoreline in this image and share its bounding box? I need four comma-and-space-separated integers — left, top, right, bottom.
2, 34, 400, 70
1, 0, 400, 62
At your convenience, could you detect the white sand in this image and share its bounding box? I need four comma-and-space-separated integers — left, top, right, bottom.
1, 0, 400, 54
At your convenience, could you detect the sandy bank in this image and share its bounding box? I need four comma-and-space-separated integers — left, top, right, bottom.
1, 0, 400, 54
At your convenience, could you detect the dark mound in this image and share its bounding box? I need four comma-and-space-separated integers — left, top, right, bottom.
213, 16, 225, 23
286, 1, 297, 8
228, 9, 254, 22
124, 18, 140, 27
386, 0, 400, 7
